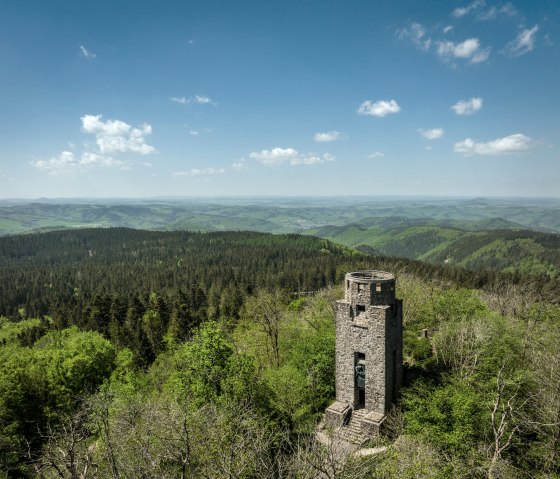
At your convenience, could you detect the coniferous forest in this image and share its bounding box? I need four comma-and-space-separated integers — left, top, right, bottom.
1, 228, 560, 478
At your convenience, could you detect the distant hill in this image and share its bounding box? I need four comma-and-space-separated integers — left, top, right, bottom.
305, 219, 560, 277
2, 197, 560, 236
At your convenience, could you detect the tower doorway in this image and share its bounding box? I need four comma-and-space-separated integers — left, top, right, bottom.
355, 353, 366, 409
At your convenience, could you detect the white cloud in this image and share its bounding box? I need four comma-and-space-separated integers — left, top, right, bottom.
171, 95, 216, 105
194, 95, 212, 104
396, 22, 432, 51
451, 97, 483, 115
314, 131, 347, 142
478, 3, 517, 20
31, 151, 78, 174
189, 130, 199, 136
32, 115, 155, 176
173, 167, 226, 177
357, 99, 400, 117
291, 153, 335, 166
368, 152, 385, 159
232, 159, 249, 171
249, 147, 298, 166
453, 133, 532, 156
453, 0, 485, 18
505, 25, 539, 57
31, 150, 123, 175
418, 128, 444, 140
436, 38, 490, 63
398, 20, 489, 65
249, 147, 335, 167
81, 114, 155, 155
79, 44, 96, 59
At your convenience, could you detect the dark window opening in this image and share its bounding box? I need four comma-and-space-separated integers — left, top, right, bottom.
356, 304, 366, 315
357, 283, 365, 292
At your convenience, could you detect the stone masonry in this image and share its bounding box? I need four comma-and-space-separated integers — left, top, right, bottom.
325, 270, 403, 439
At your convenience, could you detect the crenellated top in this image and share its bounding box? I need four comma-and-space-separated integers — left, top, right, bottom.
344, 270, 395, 307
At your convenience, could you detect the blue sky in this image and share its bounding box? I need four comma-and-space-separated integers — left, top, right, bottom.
0, 0, 558, 198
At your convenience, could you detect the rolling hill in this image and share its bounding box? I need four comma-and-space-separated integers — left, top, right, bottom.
305, 219, 560, 277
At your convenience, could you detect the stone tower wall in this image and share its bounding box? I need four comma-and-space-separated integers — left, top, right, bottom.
334, 271, 403, 416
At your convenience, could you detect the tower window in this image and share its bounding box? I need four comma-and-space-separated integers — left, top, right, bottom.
357, 283, 365, 292
356, 304, 366, 315
376, 283, 382, 292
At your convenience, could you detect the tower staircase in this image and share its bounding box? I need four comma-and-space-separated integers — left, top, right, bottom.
336, 408, 369, 445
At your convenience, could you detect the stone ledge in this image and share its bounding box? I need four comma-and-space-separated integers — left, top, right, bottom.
361, 411, 386, 436
324, 401, 351, 428
352, 318, 368, 328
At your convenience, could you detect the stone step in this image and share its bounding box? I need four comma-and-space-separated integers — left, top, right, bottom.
337, 408, 369, 445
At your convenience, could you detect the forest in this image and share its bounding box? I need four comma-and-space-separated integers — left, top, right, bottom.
2, 198, 559, 278
1, 228, 560, 478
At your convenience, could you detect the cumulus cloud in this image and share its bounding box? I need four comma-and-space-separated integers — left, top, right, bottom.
357, 99, 401, 117
79, 44, 96, 59
314, 131, 347, 142
171, 95, 216, 105
453, 133, 532, 156
249, 147, 335, 167
81, 114, 155, 155
453, 0, 485, 18
451, 97, 483, 115
32, 115, 156, 175
368, 152, 385, 159
396, 22, 432, 51
173, 167, 225, 177
436, 38, 490, 63
443, 25, 453, 34
505, 25, 539, 57
249, 147, 298, 166
31, 150, 123, 175
418, 128, 444, 140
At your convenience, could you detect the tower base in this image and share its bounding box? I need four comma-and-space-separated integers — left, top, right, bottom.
324, 401, 386, 443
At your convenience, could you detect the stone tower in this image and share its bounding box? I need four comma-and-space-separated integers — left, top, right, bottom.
325, 270, 403, 435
